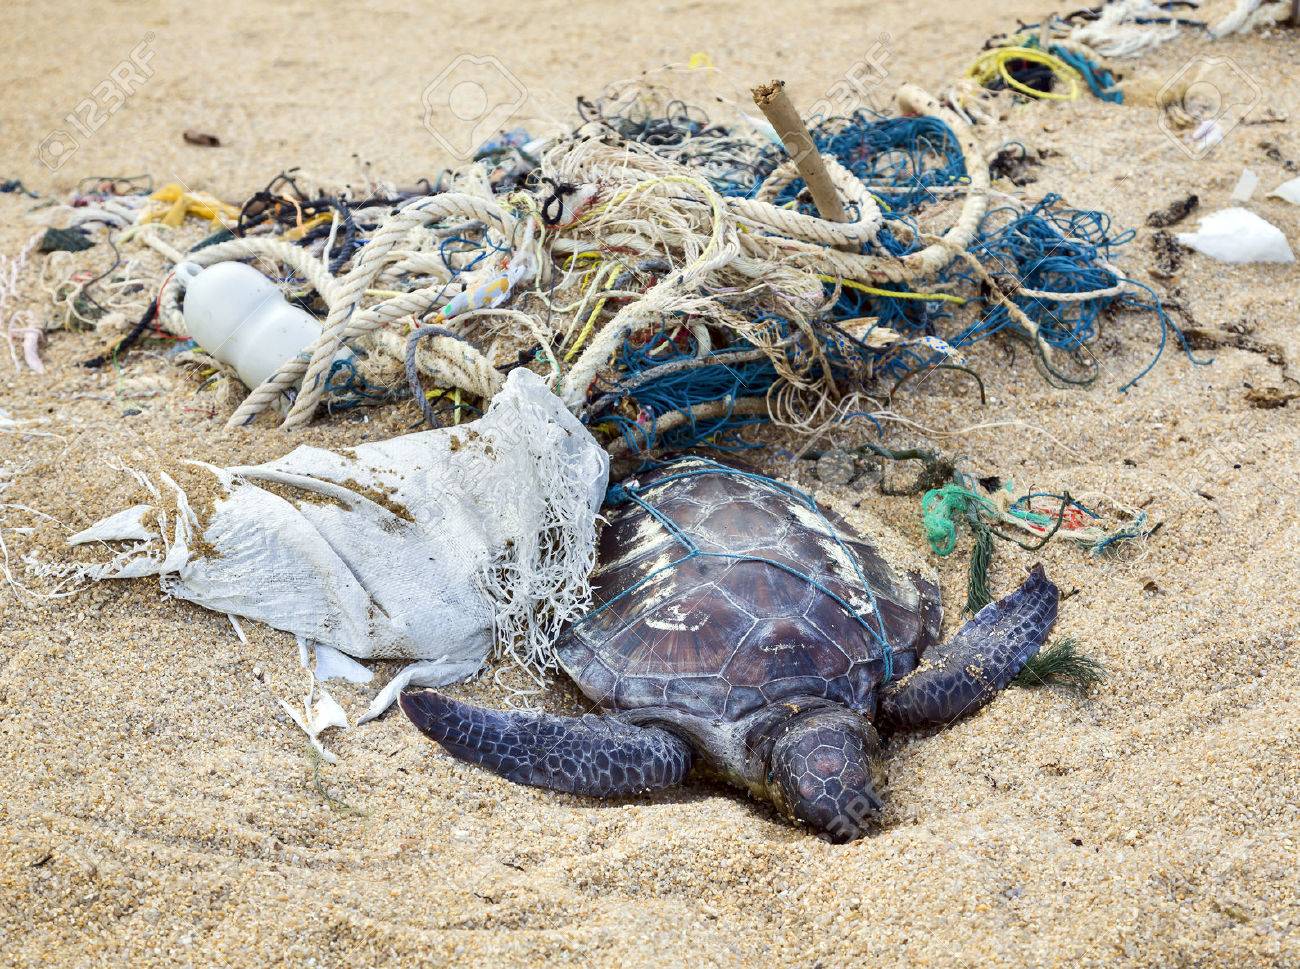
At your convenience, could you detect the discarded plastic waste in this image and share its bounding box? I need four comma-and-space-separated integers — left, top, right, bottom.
1230, 168, 1259, 204
1269, 176, 1300, 205
280, 679, 349, 764
314, 644, 373, 684
65, 368, 608, 717
1190, 120, 1225, 153
176, 260, 350, 392
1176, 207, 1295, 264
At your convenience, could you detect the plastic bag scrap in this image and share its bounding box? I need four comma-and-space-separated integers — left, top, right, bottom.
1269, 177, 1300, 205
1229, 168, 1258, 204
1176, 207, 1295, 264
280, 677, 350, 764
64, 368, 609, 729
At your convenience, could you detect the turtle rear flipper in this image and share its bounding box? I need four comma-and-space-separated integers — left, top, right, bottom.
878, 565, 1059, 731
400, 691, 693, 796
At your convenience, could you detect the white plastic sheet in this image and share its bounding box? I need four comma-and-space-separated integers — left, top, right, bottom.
1176, 207, 1295, 264
314, 644, 373, 684
1269, 176, 1300, 205
1229, 168, 1258, 204
69, 368, 608, 716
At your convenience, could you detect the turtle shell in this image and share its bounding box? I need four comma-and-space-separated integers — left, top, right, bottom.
557, 457, 942, 722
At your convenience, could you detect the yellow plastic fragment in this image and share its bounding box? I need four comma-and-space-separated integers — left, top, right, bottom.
142, 182, 241, 228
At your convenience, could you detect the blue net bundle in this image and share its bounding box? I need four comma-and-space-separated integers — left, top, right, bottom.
584, 316, 876, 454
575, 99, 1200, 450
206, 92, 1198, 440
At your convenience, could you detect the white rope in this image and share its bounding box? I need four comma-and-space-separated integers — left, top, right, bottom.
0, 233, 41, 372
1210, 0, 1289, 36
149, 193, 515, 428
1068, 0, 1184, 58
110, 83, 993, 431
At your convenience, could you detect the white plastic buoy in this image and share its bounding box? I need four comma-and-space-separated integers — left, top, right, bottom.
175, 261, 347, 390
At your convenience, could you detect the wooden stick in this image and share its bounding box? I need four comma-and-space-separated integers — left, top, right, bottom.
751, 79, 848, 223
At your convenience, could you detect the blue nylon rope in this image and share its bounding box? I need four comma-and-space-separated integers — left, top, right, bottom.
588, 458, 895, 682
1050, 46, 1124, 103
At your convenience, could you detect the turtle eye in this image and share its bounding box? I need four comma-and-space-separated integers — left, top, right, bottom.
766, 770, 774, 783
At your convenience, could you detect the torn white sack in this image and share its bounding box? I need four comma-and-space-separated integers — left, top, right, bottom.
68, 368, 608, 710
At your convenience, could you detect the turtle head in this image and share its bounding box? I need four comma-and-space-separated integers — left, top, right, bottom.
766, 706, 884, 842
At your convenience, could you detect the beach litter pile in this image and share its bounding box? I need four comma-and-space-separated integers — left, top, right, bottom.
2, 0, 1294, 755
6, 72, 1211, 447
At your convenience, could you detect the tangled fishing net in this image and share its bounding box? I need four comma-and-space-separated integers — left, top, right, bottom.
8, 69, 1209, 467
8, 0, 1289, 458
947, 0, 1291, 132
11, 0, 1279, 723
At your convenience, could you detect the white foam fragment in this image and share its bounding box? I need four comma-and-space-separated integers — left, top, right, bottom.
1191, 120, 1224, 151
1176, 208, 1295, 264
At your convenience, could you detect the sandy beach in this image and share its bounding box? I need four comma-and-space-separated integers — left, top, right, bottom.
1, 1, 1297, 965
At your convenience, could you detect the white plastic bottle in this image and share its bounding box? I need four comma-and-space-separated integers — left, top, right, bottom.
175, 260, 349, 391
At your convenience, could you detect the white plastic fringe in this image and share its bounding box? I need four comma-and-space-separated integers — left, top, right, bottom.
477, 385, 606, 687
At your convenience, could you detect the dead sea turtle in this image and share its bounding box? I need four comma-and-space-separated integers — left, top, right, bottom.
402, 456, 1058, 840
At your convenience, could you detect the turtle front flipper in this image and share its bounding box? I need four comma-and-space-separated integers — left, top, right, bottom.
878, 564, 1059, 731
400, 691, 693, 797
